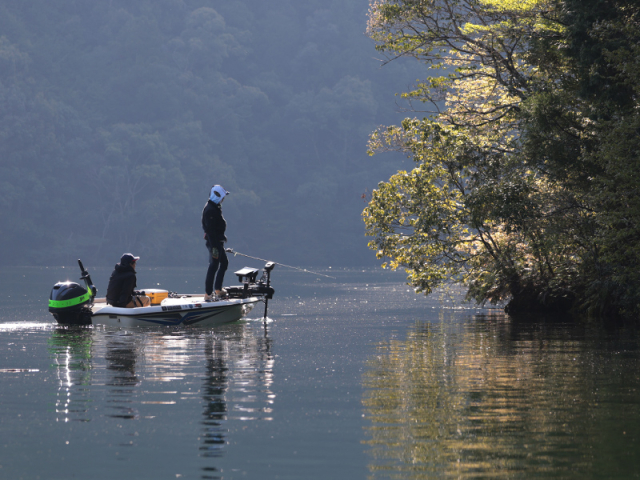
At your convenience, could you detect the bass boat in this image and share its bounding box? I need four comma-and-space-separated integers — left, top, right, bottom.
49, 260, 275, 327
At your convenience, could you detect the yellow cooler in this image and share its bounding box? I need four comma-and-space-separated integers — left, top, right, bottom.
143, 289, 169, 305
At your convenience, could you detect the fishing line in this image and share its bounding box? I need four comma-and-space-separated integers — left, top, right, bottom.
224, 248, 335, 279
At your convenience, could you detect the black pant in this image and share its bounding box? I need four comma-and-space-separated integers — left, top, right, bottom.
205, 243, 228, 294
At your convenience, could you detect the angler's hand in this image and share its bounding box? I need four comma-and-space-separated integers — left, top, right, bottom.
211, 247, 219, 259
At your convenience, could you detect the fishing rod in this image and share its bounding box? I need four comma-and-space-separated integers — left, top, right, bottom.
224, 248, 335, 279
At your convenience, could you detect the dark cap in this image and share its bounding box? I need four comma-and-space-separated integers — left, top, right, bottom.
120, 253, 140, 266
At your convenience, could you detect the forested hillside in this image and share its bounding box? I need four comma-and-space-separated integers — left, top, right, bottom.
0, 0, 415, 267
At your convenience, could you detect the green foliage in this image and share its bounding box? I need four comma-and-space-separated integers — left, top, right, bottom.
364, 0, 640, 318
578, 9, 640, 316
364, 120, 474, 293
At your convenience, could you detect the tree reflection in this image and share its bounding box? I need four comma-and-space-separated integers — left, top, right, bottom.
362, 313, 640, 479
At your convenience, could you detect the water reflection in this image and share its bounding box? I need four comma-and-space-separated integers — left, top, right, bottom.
362, 313, 640, 479
48, 327, 94, 423
105, 332, 142, 420
47, 322, 276, 477
201, 336, 229, 462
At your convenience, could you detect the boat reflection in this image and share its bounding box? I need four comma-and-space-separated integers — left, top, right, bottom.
48, 327, 94, 423
105, 332, 142, 420
48, 321, 275, 476
362, 313, 640, 479
201, 336, 229, 460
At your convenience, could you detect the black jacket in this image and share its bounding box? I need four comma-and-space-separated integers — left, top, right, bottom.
106, 264, 137, 307
202, 200, 227, 247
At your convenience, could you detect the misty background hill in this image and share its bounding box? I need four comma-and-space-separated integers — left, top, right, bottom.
0, 0, 417, 268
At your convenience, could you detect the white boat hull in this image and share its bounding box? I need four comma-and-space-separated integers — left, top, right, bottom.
91, 296, 258, 327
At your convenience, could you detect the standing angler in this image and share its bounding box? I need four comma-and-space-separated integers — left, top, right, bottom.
202, 185, 230, 301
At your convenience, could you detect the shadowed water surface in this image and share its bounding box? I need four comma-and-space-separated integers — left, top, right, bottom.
0, 266, 638, 479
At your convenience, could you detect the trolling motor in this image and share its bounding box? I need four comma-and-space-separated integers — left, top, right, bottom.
49, 260, 97, 325
226, 262, 275, 319
226, 262, 275, 300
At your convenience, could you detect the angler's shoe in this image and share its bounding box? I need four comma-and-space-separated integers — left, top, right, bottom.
204, 293, 214, 302
215, 289, 228, 300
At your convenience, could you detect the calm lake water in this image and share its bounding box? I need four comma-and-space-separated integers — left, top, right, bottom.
1, 265, 639, 479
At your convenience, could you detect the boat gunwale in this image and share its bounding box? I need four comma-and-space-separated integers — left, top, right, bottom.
91, 296, 259, 316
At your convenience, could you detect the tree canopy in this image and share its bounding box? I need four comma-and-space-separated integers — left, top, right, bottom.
363, 0, 640, 317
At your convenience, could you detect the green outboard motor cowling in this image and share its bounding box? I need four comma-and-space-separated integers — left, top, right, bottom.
49, 282, 93, 325
49, 259, 97, 325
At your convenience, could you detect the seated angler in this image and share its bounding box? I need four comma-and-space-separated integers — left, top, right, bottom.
106, 253, 151, 308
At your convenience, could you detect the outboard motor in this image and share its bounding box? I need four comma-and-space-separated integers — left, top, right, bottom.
49, 260, 97, 325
